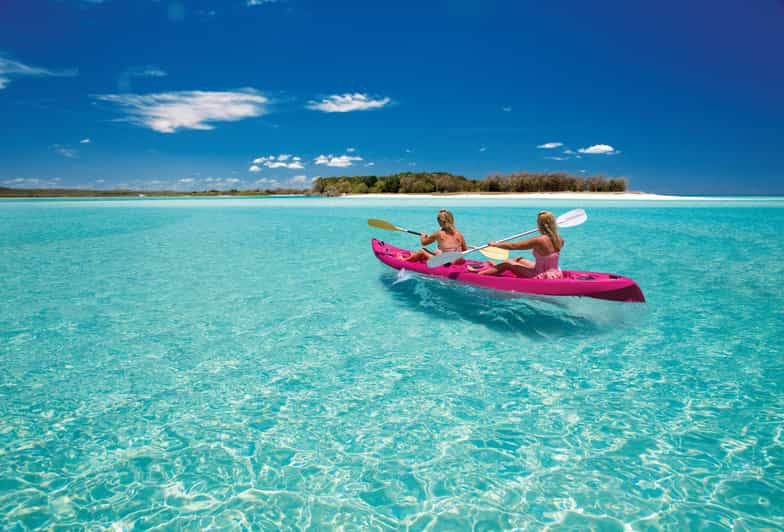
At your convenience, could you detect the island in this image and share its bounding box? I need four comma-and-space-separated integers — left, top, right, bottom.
1, 171, 628, 198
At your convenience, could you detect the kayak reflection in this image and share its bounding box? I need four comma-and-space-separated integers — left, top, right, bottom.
380, 271, 646, 339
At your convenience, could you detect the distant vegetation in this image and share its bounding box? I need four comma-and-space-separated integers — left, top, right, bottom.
312, 172, 627, 196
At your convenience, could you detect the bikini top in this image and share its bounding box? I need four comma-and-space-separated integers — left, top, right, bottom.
438, 243, 463, 253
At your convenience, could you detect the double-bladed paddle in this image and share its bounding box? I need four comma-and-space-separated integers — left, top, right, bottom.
426, 208, 587, 268
367, 218, 510, 261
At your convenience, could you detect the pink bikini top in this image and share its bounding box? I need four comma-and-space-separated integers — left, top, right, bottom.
532, 248, 560, 274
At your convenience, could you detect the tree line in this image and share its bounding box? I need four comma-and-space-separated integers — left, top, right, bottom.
312, 172, 627, 195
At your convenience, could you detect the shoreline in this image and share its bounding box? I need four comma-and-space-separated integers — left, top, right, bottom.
1, 191, 780, 201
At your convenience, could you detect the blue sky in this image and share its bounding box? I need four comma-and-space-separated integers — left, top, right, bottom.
1, 0, 782, 193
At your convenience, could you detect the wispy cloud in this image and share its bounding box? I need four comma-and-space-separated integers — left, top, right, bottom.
51, 145, 77, 158
291, 175, 308, 184
251, 154, 304, 169
95, 89, 268, 133
0, 55, 76, 90
2, 177, 62, 188
80, 138, 91, 144
254, 177, 280, 187
117, 65, 168, 91
479, 146, 488, 152
314, 154, 363, 167
578, 144, 619, 155
247, 0, 278, 5
307, 93, 391, 113
537, 142, 563, 149
544, 156, 568, 161
501, 106, 512, 112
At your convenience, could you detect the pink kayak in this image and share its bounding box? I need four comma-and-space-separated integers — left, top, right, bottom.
372, 238, 645, 303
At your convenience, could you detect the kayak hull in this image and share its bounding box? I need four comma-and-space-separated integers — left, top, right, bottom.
372, 238, 645, 303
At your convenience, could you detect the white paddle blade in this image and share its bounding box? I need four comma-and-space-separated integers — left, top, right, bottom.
556, 208, 587, 228
427, 251, 463, 268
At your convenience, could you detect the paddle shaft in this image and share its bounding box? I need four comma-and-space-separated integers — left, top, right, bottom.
471, 227, 538, 254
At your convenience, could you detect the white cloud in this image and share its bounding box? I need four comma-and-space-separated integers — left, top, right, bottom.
255, 177, 280, 186
479, 146, 487, 152
501, 106, 512, 112
80, 138, 91, 144
307, 93, 391, 113
0, 55, 76, 90
537, 142, 563, 149
365, 162, 375, 167
563, 149, 575, 154
96, 89, 268, 133
578, 144, 618, 155
544, 156, 567, 161
249, 164, 262, 172
314, 154, 363, 167
178, 178, 194, 183
291, 175, 308, 184
346, 147, 355, 152
251, 154, 304, 169
247, 0, 277, 5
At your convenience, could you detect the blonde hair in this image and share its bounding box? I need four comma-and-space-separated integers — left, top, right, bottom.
437, 209, 456, 234
537, 211, 562, 251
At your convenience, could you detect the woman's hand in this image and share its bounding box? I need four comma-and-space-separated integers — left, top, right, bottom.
488, 241, 502, 248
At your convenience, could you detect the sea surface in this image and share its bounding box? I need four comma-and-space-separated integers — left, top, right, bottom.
1, 196, 783, 530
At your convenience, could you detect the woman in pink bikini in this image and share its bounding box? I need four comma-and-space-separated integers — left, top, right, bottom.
473, 211, 563, 279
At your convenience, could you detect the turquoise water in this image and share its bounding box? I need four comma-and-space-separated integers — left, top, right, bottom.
1, 196, 783, 530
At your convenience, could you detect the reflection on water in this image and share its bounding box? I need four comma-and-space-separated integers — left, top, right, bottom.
381, 271, 647, 339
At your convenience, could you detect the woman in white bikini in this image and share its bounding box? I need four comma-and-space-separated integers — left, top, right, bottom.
399, 209, 467, 264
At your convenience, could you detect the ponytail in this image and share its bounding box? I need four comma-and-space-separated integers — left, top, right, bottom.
537, 211, 562, 251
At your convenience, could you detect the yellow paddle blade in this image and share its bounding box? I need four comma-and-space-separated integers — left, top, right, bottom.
367, 218, 399, 231
480, 246, 509, 261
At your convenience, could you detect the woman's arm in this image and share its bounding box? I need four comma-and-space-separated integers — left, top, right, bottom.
460, 232, 468, 251
490, 236, 538, 251
420, 231, 439, 246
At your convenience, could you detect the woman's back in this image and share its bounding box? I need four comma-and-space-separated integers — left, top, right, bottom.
437, 229, 465, 252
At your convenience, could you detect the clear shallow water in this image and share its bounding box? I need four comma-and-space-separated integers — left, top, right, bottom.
1, 197, 783, 530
